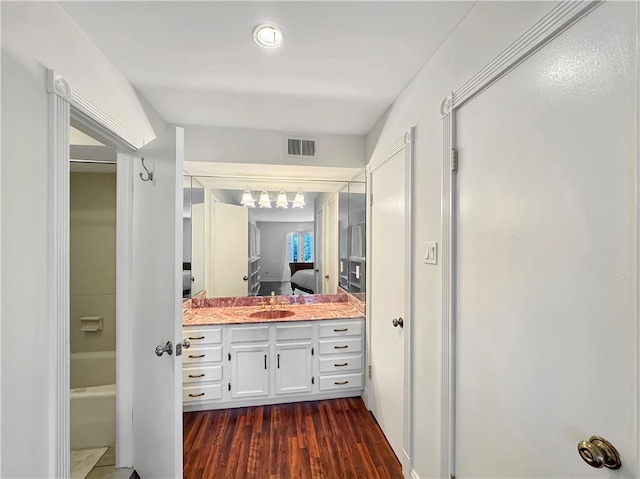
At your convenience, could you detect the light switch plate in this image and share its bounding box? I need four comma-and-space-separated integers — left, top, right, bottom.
424, 242, 437, 265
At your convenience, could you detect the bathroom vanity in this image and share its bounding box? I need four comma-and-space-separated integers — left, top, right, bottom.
181, 295, 365, 411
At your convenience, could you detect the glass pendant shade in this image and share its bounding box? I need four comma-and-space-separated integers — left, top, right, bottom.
241, 186, 255, 208
276, 190, 289, 209
292, 188, 305, 208
258, 188, 272, 208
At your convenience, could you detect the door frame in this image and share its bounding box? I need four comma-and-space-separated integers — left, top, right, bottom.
437, 2, 630, 478
365, 127, 414, 477
47, 69, 143, 477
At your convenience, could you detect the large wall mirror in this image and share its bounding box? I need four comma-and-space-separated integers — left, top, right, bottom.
183, 173, 366, 302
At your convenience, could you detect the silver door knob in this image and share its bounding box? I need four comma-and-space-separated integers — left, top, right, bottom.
392, 317, 404, 328
577, 436, 621, 469
155, 341, 173, 357
243, 276, 248, 281
182, 339, 191, 349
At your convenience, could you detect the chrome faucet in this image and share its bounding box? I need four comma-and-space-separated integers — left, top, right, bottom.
269, 291, 276, 309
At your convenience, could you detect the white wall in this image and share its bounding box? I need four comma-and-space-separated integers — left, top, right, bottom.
185, 125, 366, 168
258, 222, 314, 281
1, 2, 159, 143
1, 3, 164, 476
365, 2, 562, 478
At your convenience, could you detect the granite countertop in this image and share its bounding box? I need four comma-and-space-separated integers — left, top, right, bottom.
183, 295, 365, 326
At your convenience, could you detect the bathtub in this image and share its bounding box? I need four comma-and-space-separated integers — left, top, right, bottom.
70, 351, 116, 449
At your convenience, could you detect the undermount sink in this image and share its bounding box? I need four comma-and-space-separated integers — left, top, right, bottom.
249, 309, 296, 320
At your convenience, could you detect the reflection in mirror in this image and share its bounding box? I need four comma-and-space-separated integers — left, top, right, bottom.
182, 175, 366, 305
339, 182, 366, 295
183, 176, 205, 299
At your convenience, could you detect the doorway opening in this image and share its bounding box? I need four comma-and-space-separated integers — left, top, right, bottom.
68, 123, 133, 479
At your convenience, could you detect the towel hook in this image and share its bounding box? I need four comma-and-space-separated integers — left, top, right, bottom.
139, 157, 154, 183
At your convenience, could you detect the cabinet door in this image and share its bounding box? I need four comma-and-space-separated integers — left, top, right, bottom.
275, 341, 313, 395
230, 343, 269, 399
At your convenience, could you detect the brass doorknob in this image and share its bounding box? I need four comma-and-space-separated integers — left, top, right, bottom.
392, 317, 404, 328
577, 436, 621, 470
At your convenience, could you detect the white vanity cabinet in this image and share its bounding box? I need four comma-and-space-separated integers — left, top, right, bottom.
229, 343, 270, 398
317, 320, 364, 392
182, 317, 364, 411
274, 323, 314, 396
181, 327, 224, 404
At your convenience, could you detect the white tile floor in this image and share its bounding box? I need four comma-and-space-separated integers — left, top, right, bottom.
71, 448, 108, 479
71, 447, 134, 479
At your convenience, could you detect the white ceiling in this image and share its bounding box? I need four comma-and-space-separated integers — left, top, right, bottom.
59, 1, 475, 135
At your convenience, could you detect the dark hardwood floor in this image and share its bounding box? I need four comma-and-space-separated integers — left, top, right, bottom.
183, 398, 403, 479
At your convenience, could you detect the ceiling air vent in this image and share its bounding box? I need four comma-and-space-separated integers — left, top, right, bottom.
287, 138, 316, 157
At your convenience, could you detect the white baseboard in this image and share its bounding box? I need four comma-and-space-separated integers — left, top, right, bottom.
410, 469, 420, 479
183, 389, 362, 412
361, 386, 370, 409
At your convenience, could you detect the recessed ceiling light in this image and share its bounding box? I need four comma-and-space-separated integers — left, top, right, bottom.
253, 24, 284, 49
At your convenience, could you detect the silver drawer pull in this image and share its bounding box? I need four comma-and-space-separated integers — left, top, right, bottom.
334, 328, 348, 332
334, 345, 348, 349
188, 336, 205, 340
334, 362, 348, 367
188, 373, 205, 378
188, 392, 205, 398
189, 354, 205, 359
335, 381, 349, 385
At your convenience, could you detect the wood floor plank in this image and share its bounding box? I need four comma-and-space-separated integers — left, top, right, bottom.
183, 398, 402, 479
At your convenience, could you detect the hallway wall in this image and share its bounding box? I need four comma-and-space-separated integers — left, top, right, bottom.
1, 3, 165, 476
365, 2, 579, 477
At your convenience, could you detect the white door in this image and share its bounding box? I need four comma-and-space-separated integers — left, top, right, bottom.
191, 202, 205, 296
369, 150, 406, 462
208, 202, 248, 296
315, 209, 323, 293
454, 3, 637, 477
132, 126, 184, 478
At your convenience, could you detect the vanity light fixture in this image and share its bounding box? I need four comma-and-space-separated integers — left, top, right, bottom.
241, 186, 256, 208
292, 188, 306, 209
253, 24, 284, 49
276, 189, 289, 209
258, 187, 272, 208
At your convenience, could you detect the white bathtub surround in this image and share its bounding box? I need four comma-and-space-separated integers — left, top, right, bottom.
70, 350, 117, 449
70, 447, 108, 479
71, 351, 116, 389
71, 384, 116, 449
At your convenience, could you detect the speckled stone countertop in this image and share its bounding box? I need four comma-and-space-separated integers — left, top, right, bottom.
183, 293, 365, 326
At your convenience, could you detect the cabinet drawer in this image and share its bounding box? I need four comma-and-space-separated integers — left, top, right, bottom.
182, 365, 222, 384
230, 326, 269, 343
183, 346, 223, 364
319, 373, 363, 391
318, 337, 362, 355
319, 320, 362, 338
275, 324, 313, 341
318, 355, 362, 374
183, 384, 222, 403
183, 327, 222, 346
